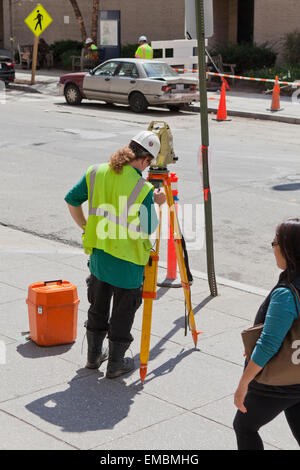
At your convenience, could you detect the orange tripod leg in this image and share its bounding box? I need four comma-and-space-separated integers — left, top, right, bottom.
139, 171, 202, 384
163, 177, 202, 346
139, 212, 162, 383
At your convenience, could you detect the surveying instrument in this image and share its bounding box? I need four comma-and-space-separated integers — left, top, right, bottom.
140, 121, 202, 383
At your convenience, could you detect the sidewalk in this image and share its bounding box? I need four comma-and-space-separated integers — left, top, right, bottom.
0, 224, 298, 450
10, 68, 65, 96
7, 68, 300, 125
191, 89, 300, 125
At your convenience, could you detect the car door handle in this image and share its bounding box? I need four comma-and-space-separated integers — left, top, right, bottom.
130, 80, 136, 84
105, 77, 111, 81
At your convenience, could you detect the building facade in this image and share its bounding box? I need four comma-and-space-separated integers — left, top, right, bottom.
0, 0, 186, 50
1, 0, 299, 62
0, 0, 4, 48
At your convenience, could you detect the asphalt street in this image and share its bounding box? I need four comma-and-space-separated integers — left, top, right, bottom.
1, 88, 299, 290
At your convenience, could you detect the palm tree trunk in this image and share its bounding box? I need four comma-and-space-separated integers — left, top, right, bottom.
69, 0, 87, 43
91, 0, 100, 44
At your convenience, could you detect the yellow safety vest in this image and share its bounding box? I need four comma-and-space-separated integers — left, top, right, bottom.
135, 44, 153, 60
86, 44, 99, 60
83, 163, 154, 266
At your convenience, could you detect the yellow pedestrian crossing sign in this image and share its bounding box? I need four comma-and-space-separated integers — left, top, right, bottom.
24, 4, 53, 37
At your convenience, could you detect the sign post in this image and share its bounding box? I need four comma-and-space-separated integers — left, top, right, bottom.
193, 0, 217, 297
24, 3, 53, 84
185, 1, 217, 296
196, 0, 217, 297
31, 36, 39, 85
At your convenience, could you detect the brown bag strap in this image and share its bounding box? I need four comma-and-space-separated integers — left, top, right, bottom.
288, 283, 300, 318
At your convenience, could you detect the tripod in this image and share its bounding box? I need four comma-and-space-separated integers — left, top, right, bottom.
139, 168, 202, 383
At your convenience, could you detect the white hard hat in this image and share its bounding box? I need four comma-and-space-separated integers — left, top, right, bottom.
138, 36, 148, 43
131, 131, 160, 159
85, 37, 93, 44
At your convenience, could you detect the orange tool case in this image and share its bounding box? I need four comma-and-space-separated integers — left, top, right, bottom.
26, 280, 80, 346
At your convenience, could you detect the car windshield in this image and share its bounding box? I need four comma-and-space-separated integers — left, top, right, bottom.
142, 63, 178, 78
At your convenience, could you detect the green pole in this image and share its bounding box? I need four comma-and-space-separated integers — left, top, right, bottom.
195, 0, 218, 297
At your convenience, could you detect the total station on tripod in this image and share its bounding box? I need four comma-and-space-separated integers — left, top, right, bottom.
147, 121, 178, 187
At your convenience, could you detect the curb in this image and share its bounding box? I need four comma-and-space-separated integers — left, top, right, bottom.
158, 261, 269, 298
0, 225, 269, 298
188, 104, 300, 125
7, 81, 299, 124
7, 83, 42, 94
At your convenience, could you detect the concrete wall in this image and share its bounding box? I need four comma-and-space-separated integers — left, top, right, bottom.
100, 0, 185, 44
228, 0, 238, 43
207, 0, 234, 49
209, 0, 229, 46
3, 0, 9, 49
0, 0, 3, 48
3, 0, 185, 49
254, 0, 300, 63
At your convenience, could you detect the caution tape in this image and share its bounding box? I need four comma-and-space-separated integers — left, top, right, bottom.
173, 69, 300, 87
174, 68, 198, 73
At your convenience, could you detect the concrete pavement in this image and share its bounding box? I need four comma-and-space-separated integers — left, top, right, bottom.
191, 90, 300, 125
10, 68, 63, 96
0, 224, 298, 450
8, 68, 300, 125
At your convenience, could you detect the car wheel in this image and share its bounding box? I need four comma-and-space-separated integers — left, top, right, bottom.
129, 92, 148, 113
168, 105, 182, 112
64, 84, 82, 105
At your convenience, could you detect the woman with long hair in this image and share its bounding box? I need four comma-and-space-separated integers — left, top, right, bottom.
233, 218, 300, 450
65, 131, 166, 379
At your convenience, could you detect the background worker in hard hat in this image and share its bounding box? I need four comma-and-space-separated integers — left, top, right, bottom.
65, 131, 166, 379
84, 37, 100, 68
135, 36, 153, 60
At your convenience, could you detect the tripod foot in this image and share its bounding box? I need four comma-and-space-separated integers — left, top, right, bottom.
140, 363, 148, 383
192, 330, 203, 347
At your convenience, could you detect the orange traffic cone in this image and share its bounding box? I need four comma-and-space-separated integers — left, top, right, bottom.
269, 76, 283, 112
214, 79, 231, 121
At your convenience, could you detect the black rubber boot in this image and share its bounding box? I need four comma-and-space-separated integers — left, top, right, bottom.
106, 340, 134, 379
85, 329, 108, 369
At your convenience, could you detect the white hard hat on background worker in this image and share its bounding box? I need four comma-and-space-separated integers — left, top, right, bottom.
135, 36, 153, 60
131, 131, 160, 159
138, 36, 148, 43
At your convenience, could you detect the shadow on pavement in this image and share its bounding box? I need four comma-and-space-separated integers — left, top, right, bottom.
17, 340, 74, 358
156, 286, 173, 300
54, 101, 198, 117
25, 369, 139, 433
131, 317, 200, 386
25, 345, 199, 434
135, 347, 200, 386
272, 183, 300, 192
24, 314, 200, 433
193, 295, 215, 314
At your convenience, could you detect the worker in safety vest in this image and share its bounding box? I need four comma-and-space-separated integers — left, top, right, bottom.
135, 36, 153, 60
65, 131, 166, 379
